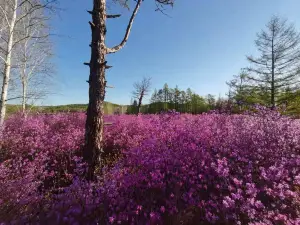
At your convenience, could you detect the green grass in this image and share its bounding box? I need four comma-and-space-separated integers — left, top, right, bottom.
6, 102, 128, 116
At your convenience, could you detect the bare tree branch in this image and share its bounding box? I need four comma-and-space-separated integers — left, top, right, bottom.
106, 0, 142, 54
0, 4, 11, 28
106, 14, 121, 18
132, 77, 151, 114
155, 2, 172, 18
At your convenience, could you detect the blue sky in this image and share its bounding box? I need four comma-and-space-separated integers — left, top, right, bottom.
46, 0, 300, 106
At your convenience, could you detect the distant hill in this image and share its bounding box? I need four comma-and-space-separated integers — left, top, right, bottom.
6, 102, 128, 116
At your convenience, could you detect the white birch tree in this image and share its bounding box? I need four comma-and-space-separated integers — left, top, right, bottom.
14, 0, 53, 113
0, 0, 56, 125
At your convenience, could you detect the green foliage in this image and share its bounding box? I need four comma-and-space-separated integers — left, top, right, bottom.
6, 102, 125, 117
126, 100, 138, 114
205, 94, 216, 110
130, 84, 214, 114
226, 69, 300, 116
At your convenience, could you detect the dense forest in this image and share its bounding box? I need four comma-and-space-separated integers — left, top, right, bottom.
127, 82, 300, 116
127, 84, 215, 114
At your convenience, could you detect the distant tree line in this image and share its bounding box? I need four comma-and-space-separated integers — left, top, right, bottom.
127, 83, 223, 114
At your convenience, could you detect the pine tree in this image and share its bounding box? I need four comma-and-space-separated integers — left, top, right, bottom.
247, 16, 300, 109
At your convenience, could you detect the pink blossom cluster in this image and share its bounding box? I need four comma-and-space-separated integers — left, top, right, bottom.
0, 109, 299, 224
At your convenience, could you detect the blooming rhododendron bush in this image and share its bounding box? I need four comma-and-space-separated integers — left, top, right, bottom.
0, 109, 299, 224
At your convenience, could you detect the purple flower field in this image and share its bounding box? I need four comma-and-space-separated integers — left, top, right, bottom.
0, 109, 299, 224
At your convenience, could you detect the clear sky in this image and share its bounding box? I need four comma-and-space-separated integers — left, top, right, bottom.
46, 0, 300, 106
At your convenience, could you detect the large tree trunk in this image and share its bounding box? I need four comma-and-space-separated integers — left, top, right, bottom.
0, 0, 18, 126
84, 0, 107, 180
0, 68, 10, 126
137, 94, 143, 114
84, 0, 143, 179
137, 102, 141, 114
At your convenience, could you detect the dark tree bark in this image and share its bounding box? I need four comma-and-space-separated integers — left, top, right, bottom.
137, 90, 144, 113
84, 0, 174, 179
84, 0, 145, 180
84, 0, 107, 180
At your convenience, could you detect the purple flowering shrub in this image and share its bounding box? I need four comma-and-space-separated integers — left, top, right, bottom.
0, 109, 299, 224
0, 113, 86, 222
101, 111, 300, 224
2, 113, 85, 189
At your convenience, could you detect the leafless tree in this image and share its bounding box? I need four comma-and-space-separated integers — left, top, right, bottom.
14, 1, 54, 113
0, 0, 57, 126
132, 77, 151, 114
246, 16, 300, 109
0, 0, 18, 126
84, 0, 174, 179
